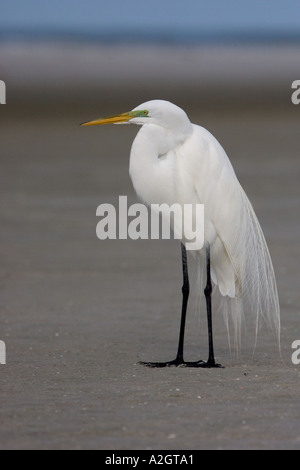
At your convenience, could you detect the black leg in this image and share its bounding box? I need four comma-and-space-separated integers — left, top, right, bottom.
139, 244, 191, 368
139, 243, 223, 369
174, 243, 190, 363
196, 243, 223, 368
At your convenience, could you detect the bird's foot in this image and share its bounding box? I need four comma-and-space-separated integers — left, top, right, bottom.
138, 358, 186, 368
184, 360, 224, 369
139, 359, 224, 369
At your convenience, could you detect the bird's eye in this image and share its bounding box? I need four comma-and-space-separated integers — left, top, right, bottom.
132, 109, 149, 118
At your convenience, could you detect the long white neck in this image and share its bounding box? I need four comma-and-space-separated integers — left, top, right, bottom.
129, 123, 192, 206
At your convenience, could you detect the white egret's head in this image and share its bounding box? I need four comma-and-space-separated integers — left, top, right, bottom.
81, 100, 192, 135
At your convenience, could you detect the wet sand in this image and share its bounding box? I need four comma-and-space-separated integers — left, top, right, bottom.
1, 43, 300, 450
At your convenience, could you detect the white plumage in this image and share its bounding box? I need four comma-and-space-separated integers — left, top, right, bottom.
82, 99, 280, 357
128, 100, 280, 349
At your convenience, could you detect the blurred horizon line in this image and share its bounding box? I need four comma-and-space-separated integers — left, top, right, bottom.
2, 27, 300, 46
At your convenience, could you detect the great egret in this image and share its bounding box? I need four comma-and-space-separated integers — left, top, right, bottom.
82, 100, 280, 368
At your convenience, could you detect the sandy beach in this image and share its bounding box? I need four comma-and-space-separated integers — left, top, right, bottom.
0, 41, 300, 449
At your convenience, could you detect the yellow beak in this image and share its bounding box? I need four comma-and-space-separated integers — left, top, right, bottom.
81, 112, 133, 126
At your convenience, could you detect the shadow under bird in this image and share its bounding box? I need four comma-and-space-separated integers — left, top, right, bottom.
81, 99, 280, 368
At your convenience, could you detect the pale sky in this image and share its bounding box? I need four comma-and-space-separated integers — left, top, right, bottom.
0, 0, 300, 35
